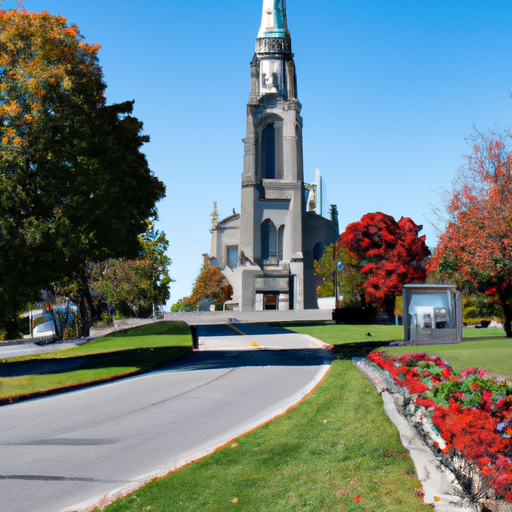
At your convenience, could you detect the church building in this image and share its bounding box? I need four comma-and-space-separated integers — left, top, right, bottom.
210, 0, 338, 311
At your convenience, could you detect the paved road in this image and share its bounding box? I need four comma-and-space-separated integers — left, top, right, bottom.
0, 337, 331, 512
196, 322, 330, 350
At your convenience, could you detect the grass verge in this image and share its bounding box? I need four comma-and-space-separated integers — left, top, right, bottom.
0, 321, 192, 400
291, 324, 511, 375
289, 324, 404, 345
96, 359, 432, 512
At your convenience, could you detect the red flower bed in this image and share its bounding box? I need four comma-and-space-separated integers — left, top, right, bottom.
368, 351, 512, 502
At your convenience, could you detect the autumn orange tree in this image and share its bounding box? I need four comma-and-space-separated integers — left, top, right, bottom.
431, 129, 512, 337
0, 9, 165, 337
339, 212, 430, 318
172, 255, 232, 311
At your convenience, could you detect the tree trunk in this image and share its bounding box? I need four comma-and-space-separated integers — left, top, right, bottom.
78, 271, 96, 337
503, 308, 512, 338
52, 311, 62, 341
5, 318, 19, 341
384, 294, 396, 321
505, 319, 512, 337
499, 293, 512, 337
78, 292, 89, 337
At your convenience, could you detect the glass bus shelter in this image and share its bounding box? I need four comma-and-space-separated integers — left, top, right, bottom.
403, 284, 462, 344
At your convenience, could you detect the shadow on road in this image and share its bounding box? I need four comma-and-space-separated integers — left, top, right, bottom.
162, 348, 333, 372
0, 346, 192, 378
0, 346, 332, 379
331, 341, 390, 361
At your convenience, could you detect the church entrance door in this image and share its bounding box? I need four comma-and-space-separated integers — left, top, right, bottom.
264, 294, 278, 310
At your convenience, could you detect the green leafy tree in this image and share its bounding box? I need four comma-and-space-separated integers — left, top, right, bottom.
90, 221, 173, 318
0, 9, 165, 337
427, 254, 501, 324
338, 247, 368, 307
314, 244, 366, 307
314, 244, 337, 299
461, 292, 502, 324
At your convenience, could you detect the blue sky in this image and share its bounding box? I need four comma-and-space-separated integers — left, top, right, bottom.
8, 0, 512, 306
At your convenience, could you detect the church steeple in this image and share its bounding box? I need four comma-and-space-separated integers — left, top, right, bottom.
250, 0, 296, 102
210, 1, 337, 312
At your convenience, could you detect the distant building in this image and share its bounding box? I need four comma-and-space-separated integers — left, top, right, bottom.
210, 0, 338, 311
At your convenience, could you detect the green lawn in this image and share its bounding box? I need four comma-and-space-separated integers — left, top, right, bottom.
289, 324, 404, 345
291, 324, 512, 376
95, 323, 512, 512
461, 326, 506, 338
0, 321, 192, 399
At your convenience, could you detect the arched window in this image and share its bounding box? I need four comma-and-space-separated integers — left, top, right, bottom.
261, 220, 277, 260
313, 242, 324, 262
262, 221, 285, 263
277, 225, 285, 261
262, 124, 276, 179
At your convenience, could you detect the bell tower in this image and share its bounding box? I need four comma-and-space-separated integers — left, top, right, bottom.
238, 0, 307, 310
210, 1, 337, 311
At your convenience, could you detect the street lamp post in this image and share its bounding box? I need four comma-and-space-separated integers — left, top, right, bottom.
333, 244, 338, 308
336, 260, 344, 307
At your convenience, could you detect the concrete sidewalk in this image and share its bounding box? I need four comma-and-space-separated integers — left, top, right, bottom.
196, 322, 329, 351
165, 308, 333, 325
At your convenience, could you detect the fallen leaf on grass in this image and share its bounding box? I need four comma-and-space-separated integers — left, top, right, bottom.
413, 488, 424, 499
231, 443, 239, 449
353, 495, 361, 503
231, 497, 238, 504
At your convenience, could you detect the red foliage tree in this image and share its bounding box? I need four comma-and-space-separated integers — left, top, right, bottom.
431, 129, 512, 337
339, 212, 430, 317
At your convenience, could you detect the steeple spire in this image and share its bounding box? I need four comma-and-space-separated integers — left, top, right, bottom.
250, 0, 295, 101
258, 0, 288, 39
255, 0, 292, 55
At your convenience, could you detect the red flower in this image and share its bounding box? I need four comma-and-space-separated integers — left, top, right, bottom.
416, 397, 436, 409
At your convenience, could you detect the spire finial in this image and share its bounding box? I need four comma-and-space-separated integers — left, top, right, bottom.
258, 0, 288, 39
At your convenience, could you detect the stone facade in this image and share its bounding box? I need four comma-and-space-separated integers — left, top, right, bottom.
210, 0, 337, 311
